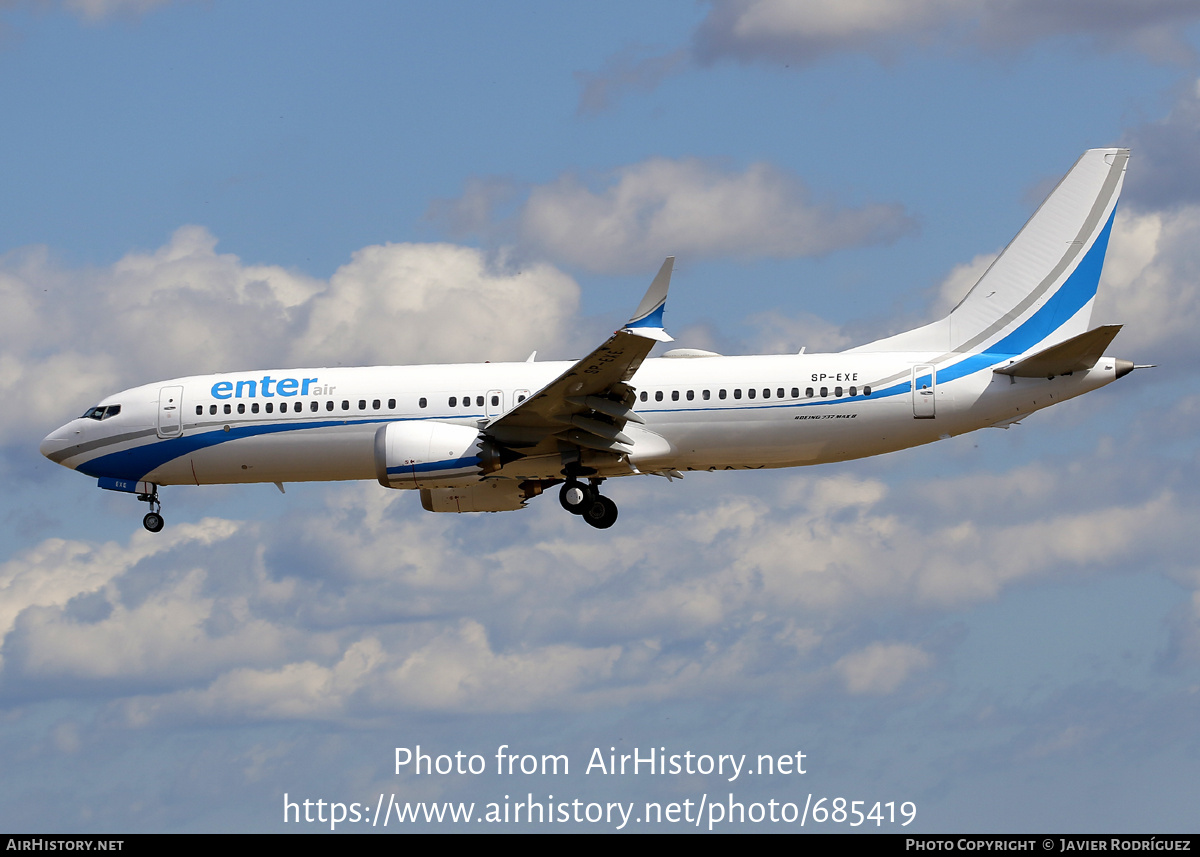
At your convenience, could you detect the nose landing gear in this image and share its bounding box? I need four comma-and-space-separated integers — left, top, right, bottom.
138, 486, 164, 533
559, 479, 618, 529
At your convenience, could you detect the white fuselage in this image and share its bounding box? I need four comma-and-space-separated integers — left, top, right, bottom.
40, 350, 1121, 489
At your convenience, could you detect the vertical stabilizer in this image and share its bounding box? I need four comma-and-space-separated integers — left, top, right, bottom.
850, 149, 1127, 357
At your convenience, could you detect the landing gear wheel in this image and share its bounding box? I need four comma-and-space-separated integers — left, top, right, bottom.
559, 481, 595, 515
582, 495, 618, 529
143, 512, 164, 533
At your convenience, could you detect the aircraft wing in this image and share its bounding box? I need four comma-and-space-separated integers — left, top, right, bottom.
483, 257, 673, 464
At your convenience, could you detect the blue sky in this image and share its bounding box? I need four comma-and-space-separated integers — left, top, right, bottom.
4, 0, 1200, 832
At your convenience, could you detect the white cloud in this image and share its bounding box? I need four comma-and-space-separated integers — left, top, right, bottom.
6, 443, 1196, 723
746, 310, 855, 354
835, 641, 932, 695
61, 0, 171, 21
295, 243, 579, 367
692, 0, 1200, 66
8, 565, 288, 686
574, 46, 688, 116
1094, 206, 1200, 365
0, 517, 236, 647
2, 230, 580, 455
976, 0, 1200, 62
694, 0, 967, 64
126, 621, 623, 723
579, 0, 1200, 111
931, 252, 997, 318
1124, 78, 1200, 208
434, 158, 914, 274
0, 228, 323, 444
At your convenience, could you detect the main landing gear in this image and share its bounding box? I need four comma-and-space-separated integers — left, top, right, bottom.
559, 479, 618, 529
138, 486, 164, 533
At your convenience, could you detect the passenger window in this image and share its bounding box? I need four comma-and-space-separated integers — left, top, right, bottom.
686, 390, 694, 401
252, 403, 260, 414
864, 386, 872, 396
703, 390, 710, 400
671, 390, 679, 401
490, 395, 499, 407
372, 399, 380, 410
209, 404, 217, 415
358, 400, 366, 410
311, 401, 319, 412
806, 387, 814, 398
791, 388, 799, 398
640, 391, 648, 402
849, 386, 857, 397
266, 402, 274, 414
195, 406, 203, 416
237, 403, 245, 414
747, 389, 755, 399
777, 388, 785, 398
835, 386, 843, 397
820, 387, 828, 397
326, 401, 334, 411
224, 404, 232, 414
388, 398, 396, 409
475, 396, 483, 407
719, 389, 727, 400
734, 389, 742, 399
293, 402, 302, 413
655, 391, 663, 402
341, 400, 349, 410
419, 397, 427, 408
517, 394, 526, 403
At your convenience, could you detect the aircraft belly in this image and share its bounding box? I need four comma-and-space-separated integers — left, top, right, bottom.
146, 424, 376, 485
651, 399, 913, 469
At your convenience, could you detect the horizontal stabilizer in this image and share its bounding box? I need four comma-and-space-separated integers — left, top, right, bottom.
994, 324, 1121, 378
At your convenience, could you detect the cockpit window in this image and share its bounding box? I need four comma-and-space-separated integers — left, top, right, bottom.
81, 405, 121, 421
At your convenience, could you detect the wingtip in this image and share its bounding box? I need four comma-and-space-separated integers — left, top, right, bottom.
626, 256, 674, 332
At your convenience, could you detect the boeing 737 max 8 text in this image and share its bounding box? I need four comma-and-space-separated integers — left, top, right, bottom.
41, 148, 1148, 532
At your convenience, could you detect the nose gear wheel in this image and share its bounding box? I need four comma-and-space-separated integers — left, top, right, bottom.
137, 486, 164, 533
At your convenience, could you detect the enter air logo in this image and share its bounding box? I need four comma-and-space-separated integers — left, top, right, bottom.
210, 376, 332, 399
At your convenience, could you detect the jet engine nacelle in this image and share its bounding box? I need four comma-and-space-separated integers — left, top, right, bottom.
374, 421, 484, 489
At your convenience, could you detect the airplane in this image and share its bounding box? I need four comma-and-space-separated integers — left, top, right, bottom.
41, 148, 1149, 533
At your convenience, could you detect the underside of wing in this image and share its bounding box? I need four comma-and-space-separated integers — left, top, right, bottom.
481, 257, 674, 478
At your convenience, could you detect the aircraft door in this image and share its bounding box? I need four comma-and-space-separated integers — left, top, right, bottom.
157, 385, 185, 438
485, 389, 504, 419
911, 365, 936, 419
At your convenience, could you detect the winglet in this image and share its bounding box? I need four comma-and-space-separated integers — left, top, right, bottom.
623, 256, 674, 342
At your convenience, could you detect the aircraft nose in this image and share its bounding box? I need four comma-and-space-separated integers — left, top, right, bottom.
40, 427, 72, 462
